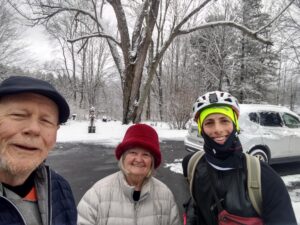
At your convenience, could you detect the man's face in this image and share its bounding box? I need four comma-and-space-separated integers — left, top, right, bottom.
202, 113, 233, 145
0, 93, 59, 178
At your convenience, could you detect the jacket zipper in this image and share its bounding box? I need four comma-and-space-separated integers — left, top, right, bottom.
46, 166, 52, 225
134, 201, 139, 225
0, 195, 28, 225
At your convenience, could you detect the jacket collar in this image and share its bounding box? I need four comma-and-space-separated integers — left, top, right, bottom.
117, 171, 151, 202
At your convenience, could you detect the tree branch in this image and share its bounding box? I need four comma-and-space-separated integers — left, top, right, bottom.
38, 4, 104, 28
90, 0, 104, 30
132, 0, 149, 49
179, 21, 273, 45
7, 0, 32, 21
256, 0, 296, 34
173, 0, 213, 32
107, 0, 131, 65
67, 33, 121, 46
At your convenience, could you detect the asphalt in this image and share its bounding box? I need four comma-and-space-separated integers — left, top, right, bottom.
46, 140, 190, 219
46, 140, 300, 221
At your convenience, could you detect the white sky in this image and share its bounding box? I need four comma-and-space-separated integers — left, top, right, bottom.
20, 3, 116, 65
57, 120, 300, 222
22, 25, 60, 63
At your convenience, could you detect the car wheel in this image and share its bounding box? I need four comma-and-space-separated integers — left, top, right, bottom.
249, 149, 269, 163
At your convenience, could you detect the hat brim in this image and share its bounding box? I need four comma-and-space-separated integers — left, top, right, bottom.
115, 138, 161, 169
0, 88, 69, 124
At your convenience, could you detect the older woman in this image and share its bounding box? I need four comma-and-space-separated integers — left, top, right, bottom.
77, 123, 180, 225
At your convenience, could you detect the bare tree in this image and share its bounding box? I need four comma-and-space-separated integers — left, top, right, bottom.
43, 11, 79, 103
162, 36, 198, 128
9, 0, 295, 124
0, 1, 26, 66
41, 8, 111, 113
275, 0, 300, 109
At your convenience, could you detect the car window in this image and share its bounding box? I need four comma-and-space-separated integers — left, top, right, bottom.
282, 113, 300, 128
248, 112, 259, 123
259, 112, 283, 127
190, 125, 198, 133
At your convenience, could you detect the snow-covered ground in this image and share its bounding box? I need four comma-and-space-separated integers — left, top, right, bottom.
57, 120, 300, 222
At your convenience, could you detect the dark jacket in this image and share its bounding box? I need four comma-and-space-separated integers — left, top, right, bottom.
0, 164, 77, 225
183, 153, 297, 225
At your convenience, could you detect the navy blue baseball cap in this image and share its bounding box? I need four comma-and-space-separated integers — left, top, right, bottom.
0, 76, 70, 124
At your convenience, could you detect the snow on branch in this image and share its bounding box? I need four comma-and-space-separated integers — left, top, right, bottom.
178, 21, 273, 45
169, 0, 297, 47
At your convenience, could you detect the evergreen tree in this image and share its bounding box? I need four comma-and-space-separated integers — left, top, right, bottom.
235, 0, 278, 103
188, 9, 240, 94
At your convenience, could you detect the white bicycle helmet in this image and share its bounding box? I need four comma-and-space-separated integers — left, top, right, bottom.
192, 91, 240, 121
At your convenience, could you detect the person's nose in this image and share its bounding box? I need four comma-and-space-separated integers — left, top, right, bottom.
134, 153, 144, 162
22, 118, 41, 136
213, 122, 223, 134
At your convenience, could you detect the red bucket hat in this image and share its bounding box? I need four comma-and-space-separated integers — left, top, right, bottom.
115, 124, 161, 168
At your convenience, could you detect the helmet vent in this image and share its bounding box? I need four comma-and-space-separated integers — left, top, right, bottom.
193, 91, 240, 121
197, 102, 204, 108
209, 93, 218, 103
224, 98, 232, 102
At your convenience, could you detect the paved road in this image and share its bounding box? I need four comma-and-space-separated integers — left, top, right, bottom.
47, 141, 190, 216
46, 140, 300, 220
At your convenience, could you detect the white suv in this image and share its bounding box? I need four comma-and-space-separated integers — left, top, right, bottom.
184, 104, 300, 164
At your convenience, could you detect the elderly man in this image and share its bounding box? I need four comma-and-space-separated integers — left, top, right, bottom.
0, 76, 77, 225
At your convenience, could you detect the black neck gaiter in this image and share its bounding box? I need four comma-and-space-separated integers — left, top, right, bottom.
202, 127, 243, 169
3, 172, 35, 198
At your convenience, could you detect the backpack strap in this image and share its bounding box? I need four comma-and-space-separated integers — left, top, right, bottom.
186, 151, 262, 216
187, 150, 205, 199
245, 153, 262, 216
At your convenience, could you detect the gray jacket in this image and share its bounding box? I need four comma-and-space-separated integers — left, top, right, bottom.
77, 171, 180, 225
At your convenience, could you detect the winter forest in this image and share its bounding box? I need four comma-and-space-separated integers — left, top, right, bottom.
1, 0, 300, 128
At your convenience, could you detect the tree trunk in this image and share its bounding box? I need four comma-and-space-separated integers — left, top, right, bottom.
126, 0, 160, 124
239, 34, 245, 102
157, 62, 163, 121
146, 94, 151, 120
122, 65, 135, 124
134, 55, 161, 123
71, 43, 77, 102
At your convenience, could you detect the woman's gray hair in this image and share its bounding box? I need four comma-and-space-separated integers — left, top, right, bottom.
118, 150, 155, 178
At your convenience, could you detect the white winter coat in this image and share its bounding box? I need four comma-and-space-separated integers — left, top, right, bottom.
77, 171, 181, 225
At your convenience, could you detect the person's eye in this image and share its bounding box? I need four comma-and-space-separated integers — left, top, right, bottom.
221, 119, 231, 123
204, 121, 213, 126
10, 113, 26, 118
128, 151, 137, 155
41, 118, 56, 125
143, 152, 151, 157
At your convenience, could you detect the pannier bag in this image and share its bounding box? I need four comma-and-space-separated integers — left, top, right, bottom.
218, 210, 263, 225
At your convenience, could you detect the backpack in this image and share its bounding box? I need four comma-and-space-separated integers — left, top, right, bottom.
187, 151, 262, 216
